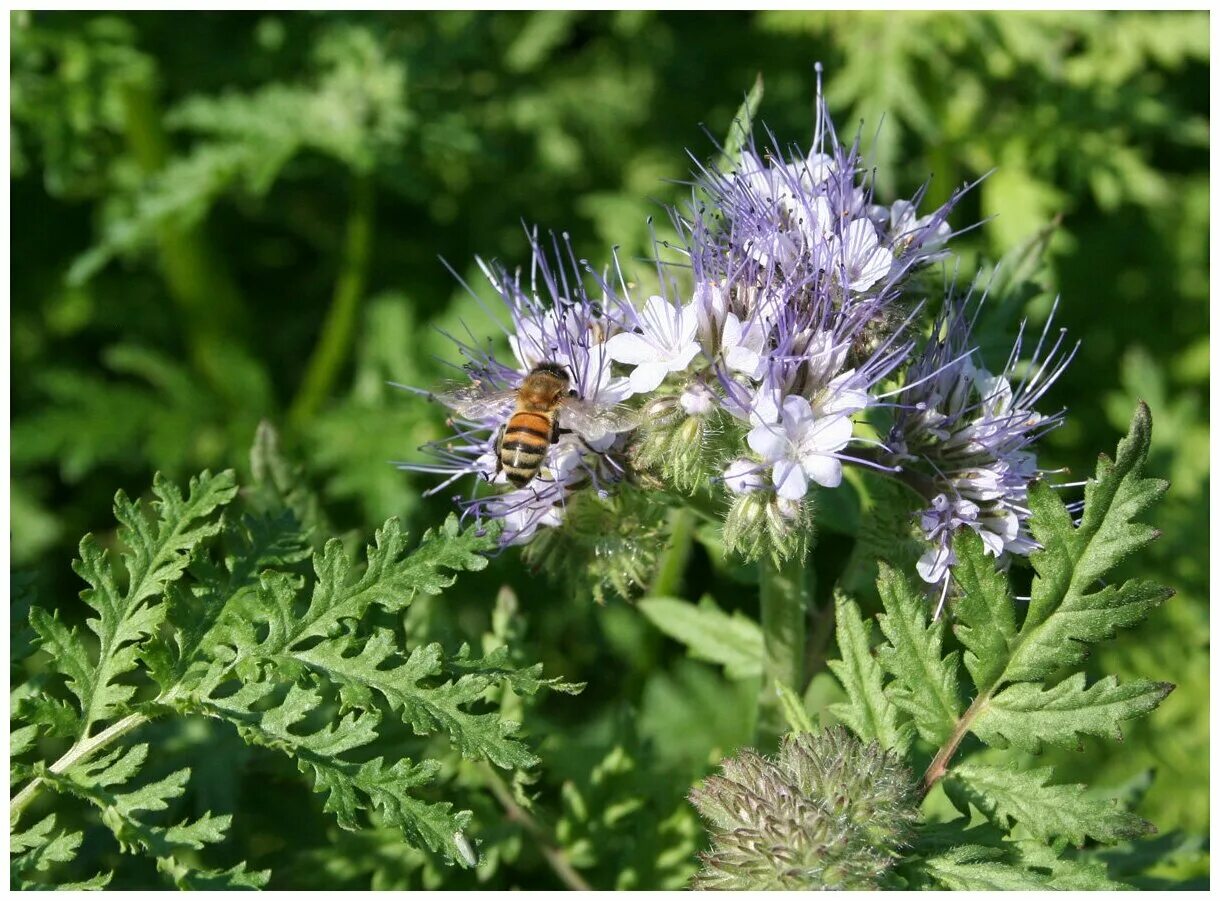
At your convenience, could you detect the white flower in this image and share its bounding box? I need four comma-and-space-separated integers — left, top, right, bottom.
680, 382, 717, 417
606, 294, 701, 394
812, 370, 871, 418
747, 396, 853, 499
723, 458, 767, 495
721, 312, 769, 379
889, 199, 952, 253
791, 193, 836, 253
831, 218, 893, 293
487, 482, 566, 545
917, 541, 954, 584
510, 312, 566, 371
743, 230, 801, 270
568, 336, 633, 407
694, 279, 729, 351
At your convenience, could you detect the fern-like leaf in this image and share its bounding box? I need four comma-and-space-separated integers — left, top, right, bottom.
875, 564, 961, 744
972, 674, 1173, 753
946, 762, 1153, 846
31, 471, 237, 738
827, 593, 912, 755
1003, 402, 1172, 682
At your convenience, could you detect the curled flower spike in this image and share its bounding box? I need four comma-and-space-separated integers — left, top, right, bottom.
887, 284, 1078, 615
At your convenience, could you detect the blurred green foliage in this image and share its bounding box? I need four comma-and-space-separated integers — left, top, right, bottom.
11, 10, 1208, 889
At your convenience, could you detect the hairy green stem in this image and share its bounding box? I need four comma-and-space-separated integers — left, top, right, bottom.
650, 508, 696, 597
288, 172, 375, 430
120, 81, 249, 382
802, 586, 836, 680
757, 555, 811, 742
10, 711, 150, 824
480, 763, 593, 891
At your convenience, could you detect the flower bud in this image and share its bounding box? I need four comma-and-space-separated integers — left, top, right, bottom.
631, 386, 723, 494
689, 727, 919, 890
723, 458, 766, 495
680, 382, 717, 417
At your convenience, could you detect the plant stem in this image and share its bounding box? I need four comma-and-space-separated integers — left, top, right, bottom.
10, 711, 150, 824
480, 763, 593, 891
288, 172, 375, 430
757, 554, 811, 743
120, 81, 249, 385
921, 691, 991, 798
649, 507, 696, 597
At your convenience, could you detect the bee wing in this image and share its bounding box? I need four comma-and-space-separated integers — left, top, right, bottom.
432, 381, 518, 420
557, 398, 639, 441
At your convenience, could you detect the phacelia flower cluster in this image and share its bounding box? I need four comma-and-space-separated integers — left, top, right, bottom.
407, 71, 1072, 604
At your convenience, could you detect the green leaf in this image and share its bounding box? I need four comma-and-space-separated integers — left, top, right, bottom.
973, 674, 1173, 753
774, 680, 817, 735
37, 471, 237, 737
716, 73, 764, 172
915, 844, 1053, 890
638, 595, 762, 680
1005, 403, 1170, 682
294, 630, 539, 769
949, 529, 1018, 692
947, 762, 1153, 846
37, 760, 264, 889
875, 564, 961, 744
184, 659, 472, 864
26, 609, 93, 734
10, 815, 82, 875
10, 723, 40, 759
295, 515, 494, 643
1014, 839, 1133, 890
445, 643, 585, 698
827, 593, 911, 755
156, 859, 270, 890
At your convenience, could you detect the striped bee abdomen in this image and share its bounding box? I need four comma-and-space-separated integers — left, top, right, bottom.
499, 410, 554, 486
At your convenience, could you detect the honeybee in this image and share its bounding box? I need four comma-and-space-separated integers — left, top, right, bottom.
436, 362, 636, 487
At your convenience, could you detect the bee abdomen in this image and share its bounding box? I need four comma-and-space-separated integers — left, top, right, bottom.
499, 410, 552, 487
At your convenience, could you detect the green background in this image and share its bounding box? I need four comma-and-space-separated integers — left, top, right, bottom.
11, 10, 1209, 888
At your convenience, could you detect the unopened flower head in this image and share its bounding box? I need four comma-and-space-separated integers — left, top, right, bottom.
689, 726, 919, 890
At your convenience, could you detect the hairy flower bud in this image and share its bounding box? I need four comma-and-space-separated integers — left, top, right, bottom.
631, 388, 722, 495
689, 727, 919, 890
723, 487, 814, 566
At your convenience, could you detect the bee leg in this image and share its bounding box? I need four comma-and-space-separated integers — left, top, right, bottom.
488, 425, 505, 481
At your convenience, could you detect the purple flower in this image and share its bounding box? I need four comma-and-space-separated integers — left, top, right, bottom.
890, 290, 1077, 604
405, 232, 637, 546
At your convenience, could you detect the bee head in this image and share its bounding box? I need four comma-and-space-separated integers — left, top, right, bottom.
530, 361, 571, 382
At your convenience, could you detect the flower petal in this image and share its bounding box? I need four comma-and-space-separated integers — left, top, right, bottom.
605, 331, 656, 366
628, 361, 669, 394
800, 450, 842, 487
747, 423, 789, 462
773, 459, 808, 500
